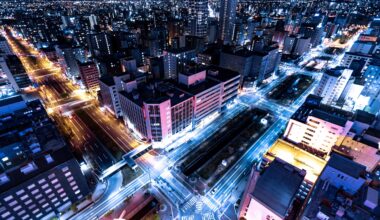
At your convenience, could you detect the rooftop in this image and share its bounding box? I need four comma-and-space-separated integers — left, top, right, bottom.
120, 82, 192, 107
292, 95, 353, 125
326, 153, 366, 179
177, 78, 220, 96
0, 99, 65, 172
309, 109, 348, 127
252, 158, 305, 217
99, 75, 115, 87
364, 127, 380, 139
266, 139, 326, 183
206, 66, 240, 82
354, 110, 376, 125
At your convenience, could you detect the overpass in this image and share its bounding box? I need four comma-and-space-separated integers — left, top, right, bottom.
99, 144, 153, 181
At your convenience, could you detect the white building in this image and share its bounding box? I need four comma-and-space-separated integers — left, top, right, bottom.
98, 73, 131, 118
284, 96, 353, 156
314, 67, 353, 105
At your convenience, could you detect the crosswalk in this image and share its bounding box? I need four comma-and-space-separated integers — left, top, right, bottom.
195, 201, 203, 213
182, 196, 197, 211
202, 212, 216, 220
202, 196, 219, 212
181, 215, 195, 220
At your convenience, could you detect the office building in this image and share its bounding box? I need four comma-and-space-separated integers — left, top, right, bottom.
284, 95, 353, 157
55, 45, 84, 78
283, 35, 311, 56
118, 66, 239, 143
0, 96, 89, 220
251, 45, 281, 83
0, 55, 31, 91
177, 67, 222, 126
87, 32, 114, 57
163, 48, 196, 80
220, 45, 281, 84
98, 72, 131, 118
341, 52, 373, 68
119, 81, 193, 143
299, 23, 324, 48
219, 0, 237, 44
360, 63, 380, 114
0, 36, 13, 55
188, 0, 208, 38
78, 61, 100, 91
206, 66, 240, 107
314, 67, 353, 105
88, 14, 97, 30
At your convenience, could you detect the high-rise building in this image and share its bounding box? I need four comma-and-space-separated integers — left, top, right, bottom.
55, 45, 85, 78
314, 67, 353, 105
0, 55, 31, 91
220, 45, 281, 84
78, 61, 100, 91
0, 36, 13, 55
299, 23, 324, 48
359, 63, 380, 114
0, 96, 89, 220
219, 0, 237, 44
163, 48, 196, 80
87, 32, 114, 57
98, 73, 131, 118
188, 0, 209, 38
88, 14, 97, 30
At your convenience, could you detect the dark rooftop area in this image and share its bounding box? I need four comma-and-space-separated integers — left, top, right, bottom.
327, 153, 366, 179
252, 159, 305, 218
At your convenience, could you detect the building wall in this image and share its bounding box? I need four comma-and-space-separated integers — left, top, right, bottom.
79, 63, 99, 91
284, 117, 353, 155
98, 81, 115, 114
219, 0, 237, 43
145, 100, 172, 142
178, 70, 206, 86
0, 159, 89, 220
220, 75, 240, 106
220, 52, 252, 77
193, 84, 222, 125
171, 98, 193, 134
244, 198, 283, 220
188, 0, 208, 37
0, 56, 31, 91
320, 166, 365, 194
293, 37, 311, 56
315, 69, 352, 105
0, 40, 14, 55
119, 94, 147, 138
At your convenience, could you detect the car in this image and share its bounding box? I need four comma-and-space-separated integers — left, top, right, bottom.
210, 188, 217, 195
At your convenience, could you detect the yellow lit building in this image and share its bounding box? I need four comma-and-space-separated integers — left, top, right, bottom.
264, 139, 327, 183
